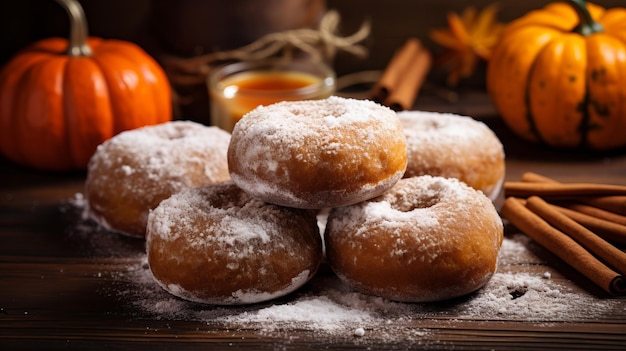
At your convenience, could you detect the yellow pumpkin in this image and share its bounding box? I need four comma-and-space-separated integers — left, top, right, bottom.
487, 0, 626, 151
0, 0, 172, 171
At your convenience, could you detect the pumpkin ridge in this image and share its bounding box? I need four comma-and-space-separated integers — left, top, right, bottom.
576, 82, 592, 149
523, 83, 544, 145
95, 41, 171, 124
524, 36, 558, 146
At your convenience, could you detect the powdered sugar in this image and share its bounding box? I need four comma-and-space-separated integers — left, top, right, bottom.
324, 176, 504, 303
241, 96, 394, 129
464, 271, 579, 319
228, 96, 407, 209
145, 182, 322, 305
398, 110, 505, 201
101, 234, 617, 344
231, 97, 398, 168
147, 182, 313, 248
65, 195, 620, 345
84, 121, 232, 237
331, 176, 476, 232
221, 286, 375, 332
400, 110, 492, 146
89, 120, 231, 186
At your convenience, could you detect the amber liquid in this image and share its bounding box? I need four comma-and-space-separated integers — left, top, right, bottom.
233, 72, 318, 91
212, 70, 332, 131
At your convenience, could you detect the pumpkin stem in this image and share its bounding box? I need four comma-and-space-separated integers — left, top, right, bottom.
55, 0, 92, 56
566, 0, 604, 36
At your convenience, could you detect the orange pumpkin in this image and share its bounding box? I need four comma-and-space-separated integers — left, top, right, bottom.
487, 0, 626, 151
0, 0, 172, 171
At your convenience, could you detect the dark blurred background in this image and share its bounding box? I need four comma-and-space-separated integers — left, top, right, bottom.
1, 0, 623, 122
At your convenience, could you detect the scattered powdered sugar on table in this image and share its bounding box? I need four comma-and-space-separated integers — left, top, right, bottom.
221, 292, 373, 331
65, 197, 618, 342
465, 271, 592, 319
108, 234, 615, 337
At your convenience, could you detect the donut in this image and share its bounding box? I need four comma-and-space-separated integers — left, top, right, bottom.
324, 175, 503, 302
228, 96, 408, 209
146, 181, 323, 305
398, 110, 505, 201
85, 121, 231, 238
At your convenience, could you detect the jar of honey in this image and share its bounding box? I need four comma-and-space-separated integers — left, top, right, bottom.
208, 59, 336, 132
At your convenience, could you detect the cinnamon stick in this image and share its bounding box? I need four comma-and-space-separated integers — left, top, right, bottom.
559, 202, 626, 227
371, 38, 421, 102
501, 197, 625, 296
520, 172, 557, 184
519, 172, 626, 215
585, 196, 626, 216
549, 203, 626, 245
504, 182, 626, 198
525, 196, 626, 277
385, 48, 431, 111
370, 38, 431, 111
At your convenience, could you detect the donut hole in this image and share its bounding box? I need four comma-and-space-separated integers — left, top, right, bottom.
204, 183, 248, 209
154, 125, 189, 140
165, 133, 186, 140
285, 101, 348, 120
318, 104, 348, 119
423, 119, 443, 131
387, 190, 441, 212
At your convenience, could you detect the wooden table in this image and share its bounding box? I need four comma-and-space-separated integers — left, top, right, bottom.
1, 111, 625, 350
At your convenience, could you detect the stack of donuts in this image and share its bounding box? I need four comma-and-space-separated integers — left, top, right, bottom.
85, 96, 504, 305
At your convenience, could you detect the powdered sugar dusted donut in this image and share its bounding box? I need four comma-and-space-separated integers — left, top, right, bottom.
325, 175, 503, 302
146, 182, 322, 305
228, 96, 408, 209
85, 121, 231, 237
398, 111, 505, 201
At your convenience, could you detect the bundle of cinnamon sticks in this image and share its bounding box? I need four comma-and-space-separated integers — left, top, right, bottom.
501, 172, 626, 296
370, 38, 432, 111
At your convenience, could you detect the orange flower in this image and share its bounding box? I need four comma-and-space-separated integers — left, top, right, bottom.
429, 3, 505, 86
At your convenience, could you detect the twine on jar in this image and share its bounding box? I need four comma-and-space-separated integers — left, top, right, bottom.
161, 10, 371, 87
